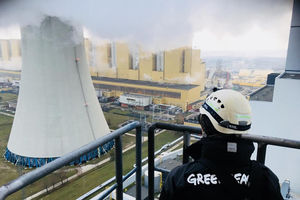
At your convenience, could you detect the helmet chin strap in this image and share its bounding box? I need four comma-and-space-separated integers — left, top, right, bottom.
199, 114, 222, 136
202, 103, 251, 131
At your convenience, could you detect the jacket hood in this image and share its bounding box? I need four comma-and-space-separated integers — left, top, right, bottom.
186, 135, 255, 167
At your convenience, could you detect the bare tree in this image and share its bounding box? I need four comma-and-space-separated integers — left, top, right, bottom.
56, 169, 68, 185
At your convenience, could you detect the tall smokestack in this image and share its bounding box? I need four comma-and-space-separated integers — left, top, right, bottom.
285, 0, 300, 72
5, 16, 112, 167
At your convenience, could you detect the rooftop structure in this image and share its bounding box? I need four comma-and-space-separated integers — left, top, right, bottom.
249, 0, 300, 193
249, 73, 279, 102
249, 85, 274, 102
93, 76, 199, 90
119, 93, 152, 107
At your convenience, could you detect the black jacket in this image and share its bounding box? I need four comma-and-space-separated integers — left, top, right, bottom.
159, 135, 283, 200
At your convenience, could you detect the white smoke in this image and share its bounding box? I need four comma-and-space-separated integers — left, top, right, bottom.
0, 59, 22, 71
143, 74, 152, 81
0, 0, 293, 51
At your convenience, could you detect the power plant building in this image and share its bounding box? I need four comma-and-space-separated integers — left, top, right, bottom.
0, 39, 22, 70
85, 40, 206, 111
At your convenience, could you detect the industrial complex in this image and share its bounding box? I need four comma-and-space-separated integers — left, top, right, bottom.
0, 38, 206, 111
0, 1, 299, 199
85, 40, 206, 111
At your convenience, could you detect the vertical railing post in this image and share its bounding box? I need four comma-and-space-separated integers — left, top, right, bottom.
148, 126, 155, 200
115, 136, 123, 200
256, 142, 267, 164
183, 132, 191, 164
135, 126, 142, 200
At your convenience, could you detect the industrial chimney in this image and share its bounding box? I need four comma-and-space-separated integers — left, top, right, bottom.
5, 16, 112, 167
285, 0, 300, 72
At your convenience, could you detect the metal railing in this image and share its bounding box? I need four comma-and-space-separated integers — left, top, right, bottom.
147, 122, 300, 200
0, 121, 142, 200
2, 121, 300, 200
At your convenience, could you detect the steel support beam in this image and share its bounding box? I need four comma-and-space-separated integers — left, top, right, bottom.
115, 136, 123, 200
135, 126, 142, 200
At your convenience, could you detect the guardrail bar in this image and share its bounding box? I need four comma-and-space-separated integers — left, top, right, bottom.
147, 122, 300, 200
0, 121, 141, 200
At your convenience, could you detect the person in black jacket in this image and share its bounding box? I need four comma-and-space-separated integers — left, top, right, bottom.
159, 89, 283, 200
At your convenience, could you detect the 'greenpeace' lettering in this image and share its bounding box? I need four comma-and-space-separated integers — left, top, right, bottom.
187, 173, 249, 186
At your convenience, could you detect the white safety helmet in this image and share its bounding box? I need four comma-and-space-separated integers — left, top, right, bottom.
199, 89, 251, 134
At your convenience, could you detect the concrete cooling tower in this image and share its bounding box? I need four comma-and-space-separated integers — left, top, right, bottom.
4, 16, 113, 167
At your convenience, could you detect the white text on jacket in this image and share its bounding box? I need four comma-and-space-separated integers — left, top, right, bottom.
186, 173, 249, 185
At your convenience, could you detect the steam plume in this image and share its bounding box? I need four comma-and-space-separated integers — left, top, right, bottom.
0, 0, 293, 50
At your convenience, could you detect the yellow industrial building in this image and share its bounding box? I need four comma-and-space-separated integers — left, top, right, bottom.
0, 39, 206, 111
231, 69, 274, 88
84, 40, 206, 111
0, 39, 22, 70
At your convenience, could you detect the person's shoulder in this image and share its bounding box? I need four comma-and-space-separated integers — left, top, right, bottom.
250, 160, 279, 181
169, 160, 206, 177
250, 161, 283, 199
168, 162, 190, 176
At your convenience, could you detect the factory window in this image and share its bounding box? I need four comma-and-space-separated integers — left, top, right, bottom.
7, 40, 12, 60
18, 40, 22, 57
0, 44, 2, 59
129, 55, 133, 69
89, 43, 96, 67
181, 50, 185, 73
129, 48, 139, 70
107, 44, 111, 65
153, 51, 164, 72
108, 42, 117, 68
152, 55, 157, 70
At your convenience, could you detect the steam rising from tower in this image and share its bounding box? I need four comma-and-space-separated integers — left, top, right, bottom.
5, 16, 112, 167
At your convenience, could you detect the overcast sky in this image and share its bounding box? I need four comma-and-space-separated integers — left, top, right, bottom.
0, 0, 293, 57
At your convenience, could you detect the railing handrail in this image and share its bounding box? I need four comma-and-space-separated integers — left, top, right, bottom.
149, 122, 300, 149
147, 122, 300, 200
0, 121, 142, 200
3, 121, 300, 200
